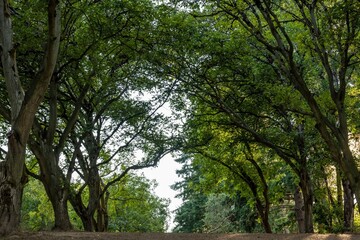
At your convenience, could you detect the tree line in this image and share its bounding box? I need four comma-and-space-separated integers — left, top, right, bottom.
1, 0, 360, 235
170, 0, 360, 234
0, 0, 176, 234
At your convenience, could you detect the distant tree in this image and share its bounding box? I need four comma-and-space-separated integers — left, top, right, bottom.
173, 193, 207, 233
21, 172, 169, 232
107, 174, 169, 232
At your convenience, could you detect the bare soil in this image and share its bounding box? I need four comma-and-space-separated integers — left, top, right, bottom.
1, 232, 360, 240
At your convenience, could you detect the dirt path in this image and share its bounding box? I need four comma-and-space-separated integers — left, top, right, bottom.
2, 232, 360, 240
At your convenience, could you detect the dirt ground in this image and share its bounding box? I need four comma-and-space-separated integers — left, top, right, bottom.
1, 232, 360, 240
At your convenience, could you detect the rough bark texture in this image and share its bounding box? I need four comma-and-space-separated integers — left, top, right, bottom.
28, 137, 73, 231
0, 160, 26, 235
342, 179, 354, 232
0, 0, 61, 235
294, 187, 305, 233
301, 181, 314, 233
0, 0, 26, 234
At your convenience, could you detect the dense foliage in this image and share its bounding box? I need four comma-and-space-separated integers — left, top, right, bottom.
169, 0, 360, 234
1, 0, 360, 235
21, 173, 169, 232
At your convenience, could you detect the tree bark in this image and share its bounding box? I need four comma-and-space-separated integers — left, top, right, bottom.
0, 156, 27, 235
42, 164, 72, 231
51, 194, 72, 231
28, 133, 73, 230
296, 123, 314, 233
342, 179, 354, 232
0, 0, 61, 235
70, 191, 97, 231
69, 167, 108, 232
294, 186, 305, 233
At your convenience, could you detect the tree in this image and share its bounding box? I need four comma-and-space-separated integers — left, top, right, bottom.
172, 157, 207, 233
20, 171, 169, 232
193, 0, 360, 210
173, 193, 207, 233
0, 0, 61, 235
107, 174, 169, 232
157, 12, 316, 232
25, 0, 176, 231
165, 0, 360, 232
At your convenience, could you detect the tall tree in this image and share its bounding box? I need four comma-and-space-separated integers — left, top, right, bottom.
191, 0, 360, 207
155, 11, 317, 231
25, 0, 175, 231
0, 0, 61, 235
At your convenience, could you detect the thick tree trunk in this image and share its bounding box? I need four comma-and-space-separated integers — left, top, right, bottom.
80, 215, 96, 232
27, 148, 73, 231
0, 127, 29, 235
70, 189, 101, 232
70, 192, 96, 231
302, 189, 314, 233
294, 183, 314, 233
342, 179, 354, 232
39, 170, 72, 230
0, 161, 26, 235
0, 0, 26, 233
28, 141, 73, 230
299, 173, 314, 233
0, 0, 60, 235
294, 186, 305, 233
52, 197, 72, 231
46, 182, 72, 231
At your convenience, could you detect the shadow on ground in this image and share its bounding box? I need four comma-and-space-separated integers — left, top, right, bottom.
2, 232, 360, 240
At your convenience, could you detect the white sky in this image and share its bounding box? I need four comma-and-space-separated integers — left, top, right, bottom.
140, 154, 183, 232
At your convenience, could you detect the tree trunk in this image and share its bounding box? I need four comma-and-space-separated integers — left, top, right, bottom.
294, 186, 305, 233
298, 171, 314, 233
71, 177, 110, 232
96, 190, 109, 232
69, 132, 109, 232
336, 168, 343, 210
0, 0, 61, 235
0, 0, 26, 234
28, 140, 73, 230
343, 179, 354, 232
0, 160, 26, 235
70, 192, 96, 231
45, 181, 72, 231
257, 203, 272, 233
253, 198, 272, 233
52, 196, 72, 231
81, 215, 96, 232
296, 123, 314, 233
27, 147, 73, 231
